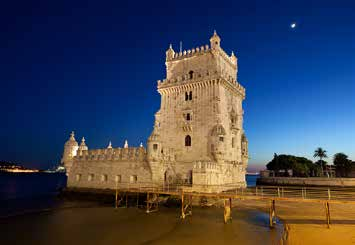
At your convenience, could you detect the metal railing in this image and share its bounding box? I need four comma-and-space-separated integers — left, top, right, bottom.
111, 182, 355, 203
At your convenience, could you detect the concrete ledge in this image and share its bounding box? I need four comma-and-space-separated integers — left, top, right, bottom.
257, 177, 355, 187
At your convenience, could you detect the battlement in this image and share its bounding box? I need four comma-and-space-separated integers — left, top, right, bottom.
167, 44, 210, 61
167, 44, 236, 67
74, 147, 147, 162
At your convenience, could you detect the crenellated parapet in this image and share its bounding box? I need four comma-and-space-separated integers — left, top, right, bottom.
74, 147, 147, 162
167, 44, 210, 61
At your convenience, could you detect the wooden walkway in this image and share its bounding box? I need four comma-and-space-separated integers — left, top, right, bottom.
112, 184, 355, 228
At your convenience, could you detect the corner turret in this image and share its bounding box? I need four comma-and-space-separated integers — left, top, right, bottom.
61, 131, 79, 175
79, 137, 88, 151
166, 44, 175, 61
210, 30, 221, 49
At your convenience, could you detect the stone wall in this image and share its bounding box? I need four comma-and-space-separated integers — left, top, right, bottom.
68, 160, 152, 189
257, 177, 355, 187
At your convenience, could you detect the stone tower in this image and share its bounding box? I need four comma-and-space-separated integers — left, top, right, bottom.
147, 31, 248, 189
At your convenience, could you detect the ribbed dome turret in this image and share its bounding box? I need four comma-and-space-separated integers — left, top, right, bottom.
78, 137, 88, 151
65, 131, 78, 148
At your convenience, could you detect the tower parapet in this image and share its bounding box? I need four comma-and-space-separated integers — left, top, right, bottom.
74, 146, 146, 162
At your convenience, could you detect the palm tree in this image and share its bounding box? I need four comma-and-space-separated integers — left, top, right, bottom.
314, 147, 328, 176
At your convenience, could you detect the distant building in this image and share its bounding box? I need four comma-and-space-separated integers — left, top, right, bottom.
61, 32, 248, 192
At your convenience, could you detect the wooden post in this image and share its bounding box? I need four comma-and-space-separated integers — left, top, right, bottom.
146, 192, 149, 213
325, 202, 330, 228
181, 192, 185, 219
136, 192, 139, 207
115, 181, 118, 209
269, 199, 276, 228
224, 198, 232, 224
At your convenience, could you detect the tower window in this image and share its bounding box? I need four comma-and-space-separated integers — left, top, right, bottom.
185, 135, 191, 147
101, 174, 108, 182
115, 175, 122, 183
189, 91, 192, 100
88, 174, 94, 181
185, 92, 188, 101
219, 137, 224, 142
186, 113, 191, 121
232, 137, 235, 148
189, 70, 194, 79
153, 144, 158, 151
130, 175, 138, 183
76, 174, 81, 181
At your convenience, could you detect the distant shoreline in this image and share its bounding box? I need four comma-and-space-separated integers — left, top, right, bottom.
257, 176, 355, 187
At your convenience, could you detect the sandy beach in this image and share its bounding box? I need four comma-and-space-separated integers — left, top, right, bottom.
235, 199, 355, 245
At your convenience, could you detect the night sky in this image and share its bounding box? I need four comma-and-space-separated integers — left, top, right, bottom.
1, 0, 354, 170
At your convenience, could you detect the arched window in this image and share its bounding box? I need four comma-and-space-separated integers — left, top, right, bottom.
185, 135, 191, 147
186, 113, 191, 121
189, 91, 192, 100
189, 70, 194, 79
185, 92, 188, 101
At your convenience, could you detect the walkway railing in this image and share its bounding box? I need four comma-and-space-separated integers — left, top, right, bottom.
113, 182, 355, 203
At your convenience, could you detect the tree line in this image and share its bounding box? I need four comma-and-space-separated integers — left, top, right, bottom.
266, 147, 354, 177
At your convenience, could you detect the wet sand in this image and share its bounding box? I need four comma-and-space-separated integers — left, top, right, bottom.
235, 200, 355, 245
0, 202, 282, 245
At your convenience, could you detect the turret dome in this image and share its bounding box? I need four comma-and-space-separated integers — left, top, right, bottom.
65, 131, 78, 147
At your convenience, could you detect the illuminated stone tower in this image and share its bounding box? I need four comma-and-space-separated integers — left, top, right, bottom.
147, 31, 248, 189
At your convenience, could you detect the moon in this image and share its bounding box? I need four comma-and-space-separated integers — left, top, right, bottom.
291, 23, 296, 29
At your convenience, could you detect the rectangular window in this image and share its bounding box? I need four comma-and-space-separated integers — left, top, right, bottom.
101, 174, 108, 182
219, 137, 224, 142
88, 174, 94, 181
153, 144, 158, 151
232, 137, 235, 148
130, 175, 138, 183
115, 175, 122, 183
76, 174, 81, 181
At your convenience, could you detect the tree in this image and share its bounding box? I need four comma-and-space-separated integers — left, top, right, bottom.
266, 154, 317, 177
333, 153, 352, 177
314, 147, 328, 176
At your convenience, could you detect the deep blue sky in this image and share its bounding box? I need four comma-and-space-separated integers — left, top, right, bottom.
1, 0, 354, 170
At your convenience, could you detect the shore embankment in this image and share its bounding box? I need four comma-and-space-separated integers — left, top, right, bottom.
257, 177, 355, 187
236, 199, 355, 245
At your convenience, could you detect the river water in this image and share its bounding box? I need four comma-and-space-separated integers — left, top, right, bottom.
0, 173, 282, 245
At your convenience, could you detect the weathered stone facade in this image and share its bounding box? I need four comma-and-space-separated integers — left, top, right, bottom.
62, 32, 248, 191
